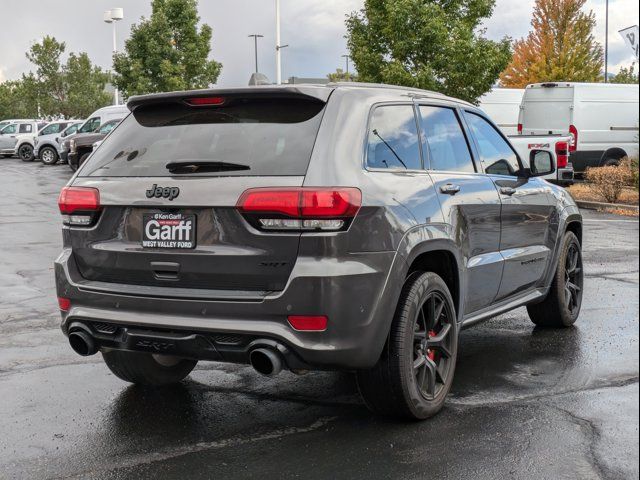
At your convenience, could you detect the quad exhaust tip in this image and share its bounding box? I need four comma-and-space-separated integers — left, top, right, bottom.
249, 348, 283, 376
68, 330, 98, 356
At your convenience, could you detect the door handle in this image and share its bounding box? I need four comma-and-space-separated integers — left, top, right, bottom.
440, 183, 461, 195
500, 186, 517, 196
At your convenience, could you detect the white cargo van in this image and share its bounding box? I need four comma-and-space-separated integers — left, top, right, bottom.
518, 82, 639, 174
74, 104, 130, 136
479, 88, 525, 136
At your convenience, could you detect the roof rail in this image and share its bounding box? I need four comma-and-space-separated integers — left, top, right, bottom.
326, 81, 472, 106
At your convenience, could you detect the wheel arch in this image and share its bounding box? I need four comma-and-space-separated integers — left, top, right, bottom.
404, 238, 464, 323
599, 147, 628, 166
565, 219, 583, 245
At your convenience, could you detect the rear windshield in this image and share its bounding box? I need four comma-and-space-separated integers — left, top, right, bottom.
522, 87, 573, 131
79, 96, 326, 177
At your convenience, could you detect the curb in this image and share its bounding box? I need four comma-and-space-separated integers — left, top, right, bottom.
575, 200, 639, 214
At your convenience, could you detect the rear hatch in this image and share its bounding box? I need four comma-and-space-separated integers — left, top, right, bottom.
67, 89, 330, 293
520, 84, 574, 135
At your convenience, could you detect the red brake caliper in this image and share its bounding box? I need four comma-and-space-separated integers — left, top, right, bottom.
427, 330, 437, 361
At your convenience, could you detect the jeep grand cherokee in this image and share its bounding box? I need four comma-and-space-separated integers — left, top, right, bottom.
55, 84, 583, 419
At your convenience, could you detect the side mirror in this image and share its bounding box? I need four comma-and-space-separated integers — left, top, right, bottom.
61, 131, 68, 138
529, 150, 555, 177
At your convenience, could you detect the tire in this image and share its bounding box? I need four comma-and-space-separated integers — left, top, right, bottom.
40, 146, 59, 165
602, 158, 620, 167
357, 272, 459, 420
527, 231, 583, 327
102, 349, 197, 386
78, 152, 91, 169
18, 144, 34, 162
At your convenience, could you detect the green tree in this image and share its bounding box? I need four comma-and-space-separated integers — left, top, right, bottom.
2, 36, 111, 119
113, 0, 222, 97
25, 36, 66, 115
346, 0, 511, 104
0, 80, 39, 119
500, 0, 603, 87
63, 53, 112, 118
327, 68, 358, 82
610, 63, 639, 84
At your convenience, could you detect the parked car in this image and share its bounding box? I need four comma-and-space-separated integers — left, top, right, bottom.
0, 118, 36, 131
35, 121, 83, 165
518, 82, 640, 175
0, 120, 41, 160
60, 105, 129, 164
478, 88, 525, 136
67, 118, 122, 171
33, 120, 82, 165
55, 84, 583, 420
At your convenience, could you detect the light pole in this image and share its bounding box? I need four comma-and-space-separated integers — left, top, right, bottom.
604, 0, 609, 82
104, 8, 124, 104
275, 0, 289, 84
342, 54, 351, 76
248, 34, 264, 74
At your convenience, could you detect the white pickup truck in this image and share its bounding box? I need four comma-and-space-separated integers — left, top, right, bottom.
0, 120, 44, 161
509, 134, 574, 186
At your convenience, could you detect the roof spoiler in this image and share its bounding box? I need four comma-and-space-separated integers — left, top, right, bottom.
127, 86, 333, 111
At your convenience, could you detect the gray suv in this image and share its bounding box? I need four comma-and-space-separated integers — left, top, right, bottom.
55, 84, 583, 419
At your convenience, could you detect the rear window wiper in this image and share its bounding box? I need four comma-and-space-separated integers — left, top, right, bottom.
165, 161, 251, 174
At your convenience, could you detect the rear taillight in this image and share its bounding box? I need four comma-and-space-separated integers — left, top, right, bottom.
569, 125, 578, 152
58, 186, 101, 226
555, 141, 569, 168
237, 188, 362, 232
517, 123, 523, 135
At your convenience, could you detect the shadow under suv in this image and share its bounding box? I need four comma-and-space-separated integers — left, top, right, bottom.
55, 83, 584, 419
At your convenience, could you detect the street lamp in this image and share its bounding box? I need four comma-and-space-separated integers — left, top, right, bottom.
604, 0, 609, 83
104, 8, 124, 105
248, 34, 264, 74
275, 0, 289, 84
342, 54, 351, 76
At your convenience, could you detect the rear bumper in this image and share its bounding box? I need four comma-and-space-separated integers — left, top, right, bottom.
55, 248, 399, 370
552, 167, 574, 186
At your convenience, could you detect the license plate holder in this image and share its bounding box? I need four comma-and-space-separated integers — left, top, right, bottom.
142, 213, 196, 249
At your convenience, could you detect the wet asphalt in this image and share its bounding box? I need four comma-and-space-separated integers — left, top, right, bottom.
0, 157, 638, 480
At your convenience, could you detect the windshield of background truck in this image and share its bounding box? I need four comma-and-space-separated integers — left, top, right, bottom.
78, 117, 101, 133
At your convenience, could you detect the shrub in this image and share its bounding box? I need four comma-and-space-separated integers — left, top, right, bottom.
585, 161, 635, 203
621, 156, 639, 190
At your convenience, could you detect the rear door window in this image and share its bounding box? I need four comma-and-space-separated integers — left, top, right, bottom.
418, 106, 475, 172
464, 112, 522, 176
366, 105, 422, 170
18, 124, 33, 133
80, 96, 326, 177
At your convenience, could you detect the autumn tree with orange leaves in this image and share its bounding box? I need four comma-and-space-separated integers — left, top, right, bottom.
500, 0, 603, 87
